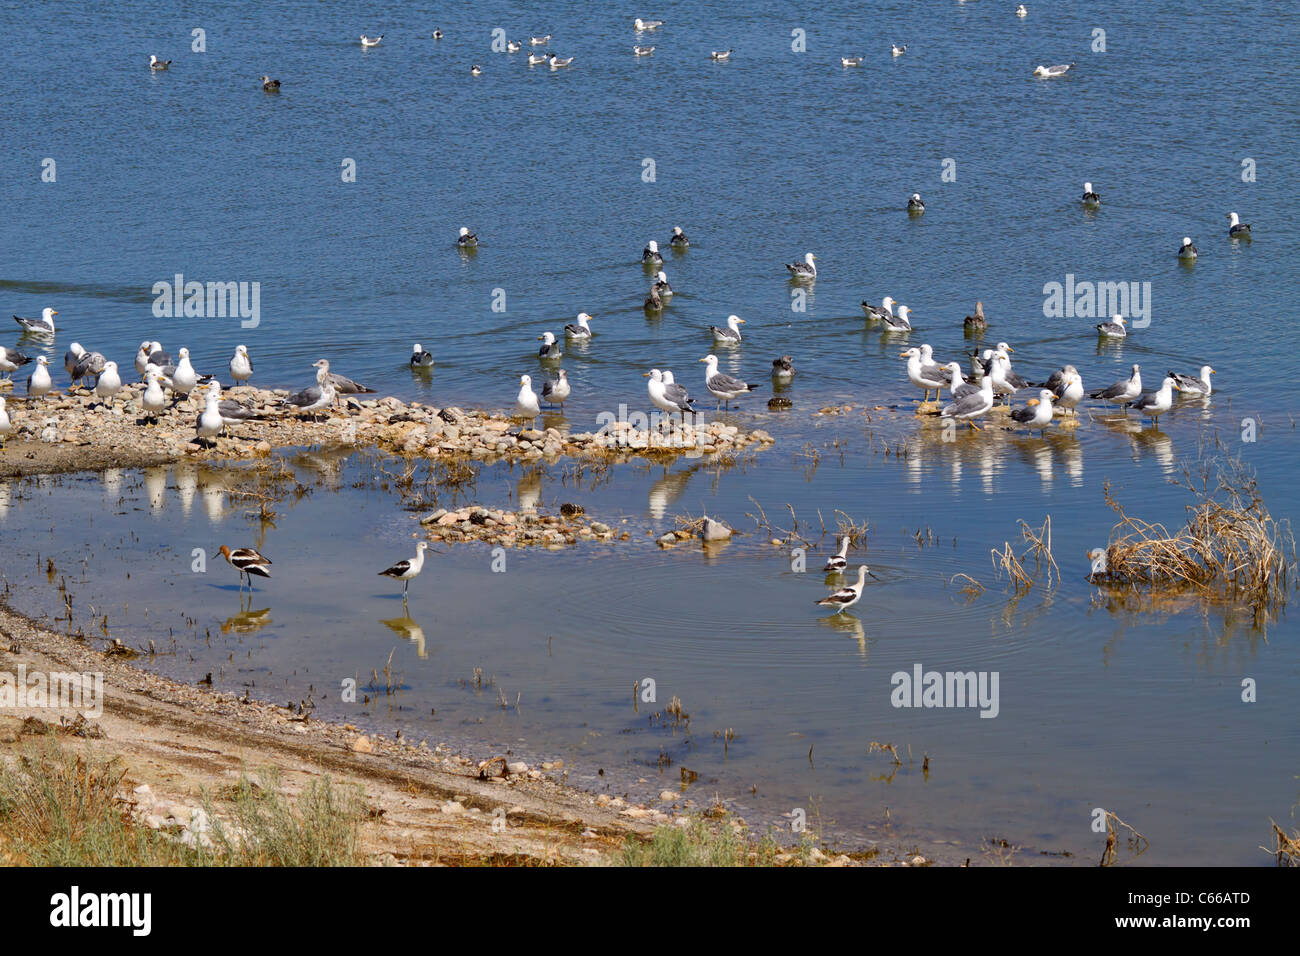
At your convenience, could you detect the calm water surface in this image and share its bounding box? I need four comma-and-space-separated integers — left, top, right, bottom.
1, 1, 1298, 863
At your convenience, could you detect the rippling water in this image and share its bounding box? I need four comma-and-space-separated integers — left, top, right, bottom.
1, 1, 1298, 864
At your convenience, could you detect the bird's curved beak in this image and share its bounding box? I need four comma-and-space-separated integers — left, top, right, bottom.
867, 569, 879, 580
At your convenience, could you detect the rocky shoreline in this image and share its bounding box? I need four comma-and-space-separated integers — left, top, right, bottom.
0, 381, 776, 478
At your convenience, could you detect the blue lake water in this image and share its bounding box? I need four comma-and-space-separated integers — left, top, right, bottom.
1, 1, 1298, 864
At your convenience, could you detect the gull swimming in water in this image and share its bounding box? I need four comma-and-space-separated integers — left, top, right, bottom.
1010, 389, 1055, 435
528, 52, 549, 65
564, 313, 594, 339
786, 252, 817, 280
907, 193, 925, 214
1081, 182, 1101, 208
891, 44, 907, 57
13, 307, 57, 336
1016, 4, 1028, 16
0, 346, 32, 380
360, 35, 384, 47
710, 50, 733, 60
700, 354, 758, 409
964, 301, 987, 332
515, 374, 540, 420
669, 226, 689, 248
1127, 375, 1179, 424
883, 304, 913, 332
457, 226, 478, 248
379, 541, 429, 599
941, 375, 995, 429
530, 35, 551, 46
1177, 236, 1198, 260
1033, 63, 1073, 78
1096, 314, 1127, 338
537, 331, 562, 360
471, 65, 482, 76
216, 545, 272, 591
771, 355, 794, 383
1226, 212, 1251, 239
644, 285, 664, 312
541, 369, 570, 408
824, 536, 850, 572
1169, 365, 1214, 396
149, 55, 172, 71
506, 39, 520, 52
817, 565, 872, 613
634, 18, 663, 31
260, 76, 280, 92
229, 344, 253, 384
841, 56, 863, 67
643, 239, 664, 265
653, 271, 673, 296
710, 314, 745, 343
94, 361, 122, 408
861, 296, 895, 323
410, 344, 434, 368
548, 54, 574, 68
634, 45, 655, 56
1090, 364, 1142, 412
26, 356, 52, 399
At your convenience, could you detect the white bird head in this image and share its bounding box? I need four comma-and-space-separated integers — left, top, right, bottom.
1083, 181, 1093, 191
700, 354, 719, 370
139, 340, 152, 353
997, 342, 1014, 353
103, 361, 117, 373
313, 358, 330, 371
416, 541, 429, 553
43, 308, 58, 322
577, 312, 593, 323
412, 343, 423, 353
656, 271, 668, 282
69, 342, 84, 355
672, 226, 682, 235
36, 356, 48, 366
1113, 315, 1126, 326
151, 341, 163, 352
1202, 366, 1216, 378
911, 193, 921, 201
178, 347, 190, 359
520, 374, 532, 387
648, 240, 659, 252
538, 331, 555, 344
459, 226, 470, 237
896, 305, 911, 319
236, 344, 248, 356
882, 296, 895, 311
1182, 236, 1193, 245
728, 314, 745, 328
1227, 212, 1239, 224
898, 347, 920, 360
645, 368, 662, 382
805, 252, 817, 264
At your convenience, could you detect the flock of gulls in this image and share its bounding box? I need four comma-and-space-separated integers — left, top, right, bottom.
1, 11, 1252, 615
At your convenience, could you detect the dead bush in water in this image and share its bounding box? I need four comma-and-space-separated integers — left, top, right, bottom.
1097, 455, 1295, 624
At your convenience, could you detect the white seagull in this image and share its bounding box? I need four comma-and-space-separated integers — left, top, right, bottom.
229, 344, 253, 384
1178, 236, 1198, 260
541, 369, 570, 408
700, 354, 758, 409
643, 239, 664, 264
537, 331, 562, 360
1082, 182, 1101, 207
1127, 376, 1179, 424
26, 356, 52, 398
1227, 212, 1251, 239
907, 193, 925, 213
1169, 365, 1214, 396
515, 374, 541, 420
564, 312, 594, 339
149, 55, 172, 71
1033, 63, 1073, 78
94, 361, 122, 408
1096, 314, 1127, 338
711, 50, 733, 60
710, 314, 745, 343
13, 307, 57, 336
410, 343, 435, 368
634, 18, 663, 31
786, 252, 818, 280
941, 376, 995, 429
1010, 389, 1056, 435
1090, 364, 1142, 412
141, 368, 167, 422
360, 35, 384, 47
841, 56, 863, 67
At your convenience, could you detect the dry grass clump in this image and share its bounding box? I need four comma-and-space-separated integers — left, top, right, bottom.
1098, 454, 1295, 624
1269, 822, 1300, 867
990, 516, 1059, 591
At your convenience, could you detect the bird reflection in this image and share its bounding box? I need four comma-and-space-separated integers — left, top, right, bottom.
648, 463, 700, 519
144, 466, 167, 514
381, 614, 428, 658
817, 612, 867, 657
516, 468, 542, 513
221, 600, 272, 635
175, 464, 198, 516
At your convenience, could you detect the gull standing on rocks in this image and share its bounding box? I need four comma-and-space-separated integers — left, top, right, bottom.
1090, 364, 1142, 413
379, 541, 430, 600
515, 374, 541, 421
161, 347, 199, 401
541, 369, 570, 408
1010, 389, 1056, 435
230, 345, 253, 385
941, 376, 995, 429
817, 565, 872, 613
141, 368, 167, 423
26, 356, 52, 399
0, 396, 10, 444
786, 252, 817, 280
700, 354, 758, 409
196, 382, 224, 444
410, 343, 435, 368
216, 545, 272, 590
281, 360, 336, 421
13, 307, 57, 336
0, 346, 32, 380
94, 361, 122, 409
710, 314, 745, 343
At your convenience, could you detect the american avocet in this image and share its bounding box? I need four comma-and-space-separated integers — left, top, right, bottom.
13, 307, 57, 336
379, 541, 429, 599
785, 252, 817, 279
26, 356, 52, 398
217, 545, 272, 590
700, 354, 758, 409
817, 565, 872, 613
230, 344, 253, 384
1090, 364, 1142, 412
1170, 365, 1214, 396
410, 343, 435, 367
1087, 548, 1109, 581
824, 536, 850, 572
710, 314, 745, 343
